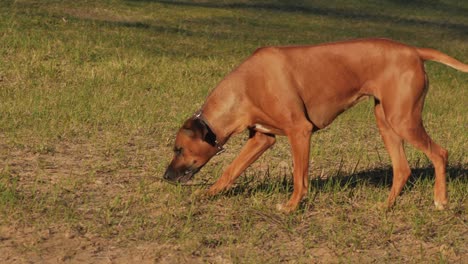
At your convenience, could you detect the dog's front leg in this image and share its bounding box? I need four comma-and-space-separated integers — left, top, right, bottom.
277, 124, 313, 213
207, 131, 276, 196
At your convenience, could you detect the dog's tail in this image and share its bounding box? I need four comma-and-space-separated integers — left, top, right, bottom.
417, 48, 468, 73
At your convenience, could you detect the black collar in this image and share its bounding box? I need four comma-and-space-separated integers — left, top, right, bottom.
194, 111, 225, 155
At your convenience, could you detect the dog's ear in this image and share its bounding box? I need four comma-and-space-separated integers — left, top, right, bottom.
181, 118, 217, 146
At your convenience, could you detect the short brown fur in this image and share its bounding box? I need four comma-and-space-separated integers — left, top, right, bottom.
164, 38, 467, 212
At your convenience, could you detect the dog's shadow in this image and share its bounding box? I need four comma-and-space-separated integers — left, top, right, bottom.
222, 165, 467, 197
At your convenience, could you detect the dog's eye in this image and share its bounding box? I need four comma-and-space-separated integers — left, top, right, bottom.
173, 147, 183, 156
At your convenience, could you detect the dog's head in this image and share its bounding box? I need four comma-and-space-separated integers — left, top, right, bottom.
163, 116, 221, 183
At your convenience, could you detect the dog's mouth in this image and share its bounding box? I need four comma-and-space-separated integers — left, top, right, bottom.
163, 166, 201, 184
177, 167, 200, 183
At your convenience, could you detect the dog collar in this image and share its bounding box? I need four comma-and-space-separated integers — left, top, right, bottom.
194, 111, 225, 155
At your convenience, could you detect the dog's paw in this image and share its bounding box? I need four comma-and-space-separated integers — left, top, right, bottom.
434, 200, 447, 210
276, 203, 296, 214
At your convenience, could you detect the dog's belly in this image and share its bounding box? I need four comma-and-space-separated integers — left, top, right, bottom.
251, 94, 368, 135
305, 93, 369, 129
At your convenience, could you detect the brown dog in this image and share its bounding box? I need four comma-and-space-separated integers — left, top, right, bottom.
163, 38, 467, 212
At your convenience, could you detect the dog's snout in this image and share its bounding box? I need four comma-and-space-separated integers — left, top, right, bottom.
163, 167, 176, 181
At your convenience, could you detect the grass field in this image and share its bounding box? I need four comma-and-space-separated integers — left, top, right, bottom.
0, 0, 467, 262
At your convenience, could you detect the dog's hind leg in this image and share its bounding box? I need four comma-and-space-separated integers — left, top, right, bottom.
374, 101, 411, 208
386, 112, 448, 210
381, 72, 448, 210
207, 130, 276, 196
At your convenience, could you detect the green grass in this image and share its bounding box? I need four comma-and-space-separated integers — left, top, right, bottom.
0, 0, 467, 262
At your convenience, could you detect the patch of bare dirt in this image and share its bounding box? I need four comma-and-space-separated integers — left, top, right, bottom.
0, 136, 168, 263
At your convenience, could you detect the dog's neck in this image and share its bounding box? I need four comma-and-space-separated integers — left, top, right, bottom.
200, 104, 242, 146
200, 82, 249, 146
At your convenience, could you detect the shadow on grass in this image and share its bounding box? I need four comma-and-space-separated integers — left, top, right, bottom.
127, 0, 468, 39
223, 165, 467, 197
